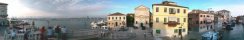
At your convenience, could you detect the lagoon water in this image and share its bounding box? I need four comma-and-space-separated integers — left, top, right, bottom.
24, 18, 105, 31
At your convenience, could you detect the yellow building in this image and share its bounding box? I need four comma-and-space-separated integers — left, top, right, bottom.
152, 1, 188, 38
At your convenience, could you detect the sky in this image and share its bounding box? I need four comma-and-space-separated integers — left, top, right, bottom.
0, 0, 243, 18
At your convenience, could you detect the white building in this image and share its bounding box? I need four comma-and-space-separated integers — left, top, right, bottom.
107, 12, 127, 29
217, 10, 231, 23
134, 5, 151, 28
0, 3, 8, 26
214, 14, 223, 31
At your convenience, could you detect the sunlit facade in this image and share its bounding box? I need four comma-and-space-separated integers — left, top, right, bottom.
188, 10, 215, 33
107, 12, 127, 29
134, 5, 151, 28
152, 1, 188, 37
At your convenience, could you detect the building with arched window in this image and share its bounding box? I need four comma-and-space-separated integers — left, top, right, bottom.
134, 5, 151, 28
107, 12, 126, 29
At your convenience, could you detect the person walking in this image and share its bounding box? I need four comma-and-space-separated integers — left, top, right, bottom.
39, 26, 46, 40
47, 27, 53, 38
61, 26, 67, 40
10, 28, 16, 40
24, 29, 30, 40
55, 26, 61, 40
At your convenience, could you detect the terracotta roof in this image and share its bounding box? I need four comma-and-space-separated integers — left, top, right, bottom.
0, 2, 7, 5
153, 1, 188, 8
108, 12, 125, 16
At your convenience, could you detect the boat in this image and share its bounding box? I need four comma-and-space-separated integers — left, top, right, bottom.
201, 31, 219, 40
90, 20, 107, 30
91, 21, 98, 29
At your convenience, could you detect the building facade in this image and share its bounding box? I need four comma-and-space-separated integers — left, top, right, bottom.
107, 12, 127, 29
217, 10, 230, 23
0, 3, 8, 26
152, 1, 188, 37
188, 10, 215, 33
134, 5, 151, 28
214, 13, 224, 31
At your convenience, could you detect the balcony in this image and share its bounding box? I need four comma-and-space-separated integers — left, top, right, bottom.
164, 21, 180, 27
205, 19, 213, 24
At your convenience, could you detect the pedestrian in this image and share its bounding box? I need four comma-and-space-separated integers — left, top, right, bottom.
47, 27, 53, 38
61, 26, 67, 40
24, 29, 30, 40
10, 28, 16, 40
39, 26, 46, 40
55, 25, 61, 40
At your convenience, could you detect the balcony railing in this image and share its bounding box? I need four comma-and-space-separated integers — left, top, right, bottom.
205, 20, 213, 24
164, 21, 180, 27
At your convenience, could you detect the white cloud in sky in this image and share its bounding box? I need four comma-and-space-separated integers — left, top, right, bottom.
209, 4, 244, 17
0, 0, 112, 18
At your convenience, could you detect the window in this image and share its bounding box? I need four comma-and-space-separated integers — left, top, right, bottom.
119, 17, 121, 20
156, 7, 159, 12
156, 30, 160, 34
164, 7, 167, 12
177, 9, 180, 13
164, 18, 167, 23
200, 15, 202, 17
124, 17, 125, 19
112, 17, 114, 19
204, 21, 206, 24
200, 21, 203, 24
177, 18, 180, 22
116, 17, 117, 19
174, 29, 178, 33
108, 17, 110, 20
169, 8, 176, 14
182, 29, 185, 32
184, 18, 186, 22
196, 21, 199, 24
156, 17, 159, 23
184, 9, 186, 13
136, 21, 138, 24
189, 18, 192, 22
207, 15, 210, 17
146, 21, 148, 24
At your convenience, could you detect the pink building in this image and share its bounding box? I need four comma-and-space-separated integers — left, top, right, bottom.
188, 10, 214, 33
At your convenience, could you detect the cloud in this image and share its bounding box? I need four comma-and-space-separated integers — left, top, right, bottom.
20, 0, 114, 18
209, 4, 244, 17
0, 0, 114, 18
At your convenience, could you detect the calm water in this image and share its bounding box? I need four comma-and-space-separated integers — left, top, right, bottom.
23, 18, 105, 31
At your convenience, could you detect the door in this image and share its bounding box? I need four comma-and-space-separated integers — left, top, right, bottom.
115, 22, 118, 27
179, 29, 182, 35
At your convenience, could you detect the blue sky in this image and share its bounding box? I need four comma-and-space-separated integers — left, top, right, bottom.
0, 0, 244, 18
107, 0, 244, 16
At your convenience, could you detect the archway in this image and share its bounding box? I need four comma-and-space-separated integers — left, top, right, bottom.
115, 22, 118, 27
